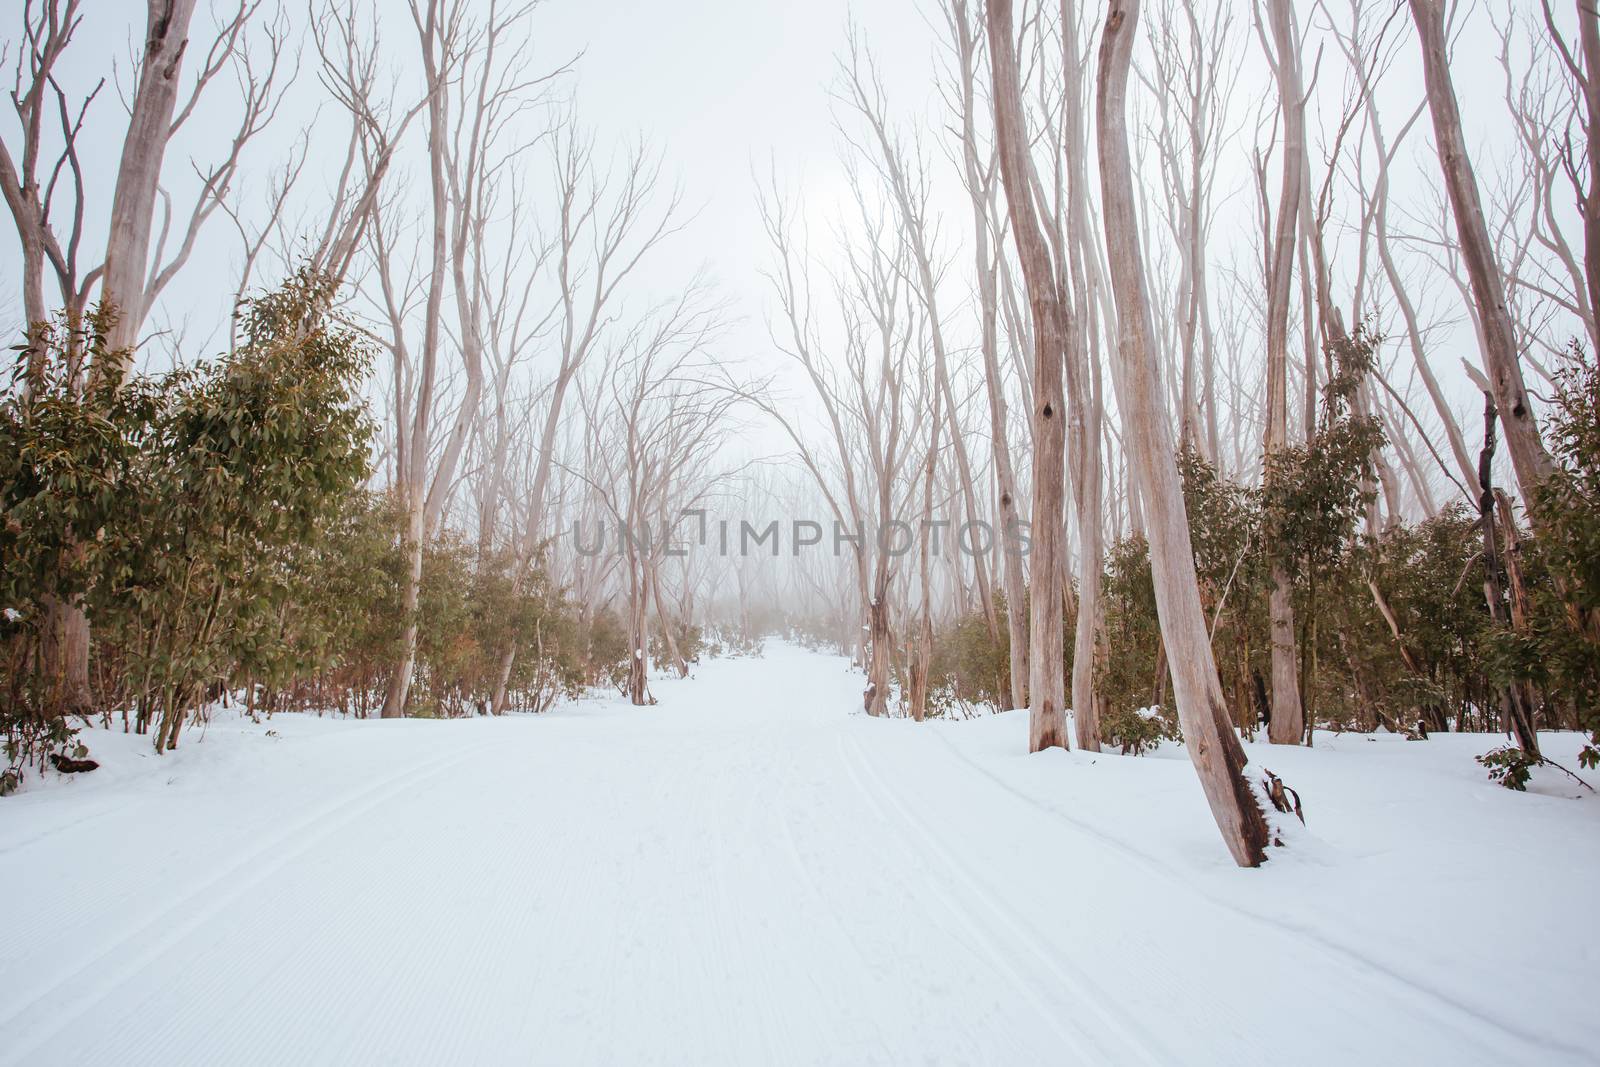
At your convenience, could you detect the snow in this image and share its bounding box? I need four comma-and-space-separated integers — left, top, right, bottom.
2, 643, 1595, 1065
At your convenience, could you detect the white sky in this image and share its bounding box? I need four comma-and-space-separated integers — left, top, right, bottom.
4, 0, 1586, 520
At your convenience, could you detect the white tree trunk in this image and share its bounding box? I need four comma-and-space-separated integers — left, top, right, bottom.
1261, 0, 1306, 745
1410, 0, 1557, 512
987, 0, 1069, 753
1097, 0, 1271, 867
99, 0, 201, 363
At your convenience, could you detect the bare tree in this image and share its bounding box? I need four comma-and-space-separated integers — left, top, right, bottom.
839, 35, 999, 646
484, 130, 685, 715
369, 0, 560, 717
1142, 0, 1236, 466
1530, 0, 1600, 354
749, 174, 929, 717
1096, 0, 1274, 868
578, 288, 730, 705
986, 0, 1069, 753
941, 0, 1029, 711
1409, 0, 1557, 515
1255, 0, 1308, 745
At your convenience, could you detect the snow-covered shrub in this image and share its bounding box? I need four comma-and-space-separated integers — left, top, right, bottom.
1100, 703, 1181, 756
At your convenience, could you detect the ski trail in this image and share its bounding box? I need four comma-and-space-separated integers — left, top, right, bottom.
915, 724, 1583, 1063
835, 730, 1162, 1065
0, 734, 499, 1064
1, 644, 1590, 1065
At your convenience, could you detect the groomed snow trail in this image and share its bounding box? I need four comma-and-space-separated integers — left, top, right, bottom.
2, 643, 1594, 1065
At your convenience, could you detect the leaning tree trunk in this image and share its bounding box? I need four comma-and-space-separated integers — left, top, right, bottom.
986, 0, 1068, 752
1097, 0, 1271, 867
1410, 0, 1556, 510
1575, 0, 1600, 358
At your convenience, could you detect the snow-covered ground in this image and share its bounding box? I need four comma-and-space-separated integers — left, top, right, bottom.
2, 642, 1595, 1065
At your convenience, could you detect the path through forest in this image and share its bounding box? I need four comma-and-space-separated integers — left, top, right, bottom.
1, 644, 1593, 1065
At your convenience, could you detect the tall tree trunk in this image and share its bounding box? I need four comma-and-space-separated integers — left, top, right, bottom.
948, 0, 1030, 708
1262, 0, 1306, 745
987, 0, 1068, 752
1059, 0, 1105, 752
1097, 0, 1272, 867
1576, 0, 1600, 356
380, 3, 456, 718
651, 563, 689, 679
1475, 396, 1540, 756
99, 0, 201, 364
865, 585, 892, 717
1410, 0, 1556, 510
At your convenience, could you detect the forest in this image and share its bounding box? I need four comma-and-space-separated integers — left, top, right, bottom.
0, 0, 1597, 1061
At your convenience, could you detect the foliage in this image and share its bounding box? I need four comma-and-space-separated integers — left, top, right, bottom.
585, 607, 632, 694
0, 312, 163, 754
1099, 536, 1166, 719
1260, 325, 1384, 580
88, 269, 376, 749
1531, 340, 1600, 767
928, 599, 1012, 710
5, 272, 379, 758
1100, 703, 1181, 756
1476, 744, 1538, 791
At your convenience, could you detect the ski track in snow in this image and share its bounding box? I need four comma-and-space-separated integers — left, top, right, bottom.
1, 642, 1594, 1066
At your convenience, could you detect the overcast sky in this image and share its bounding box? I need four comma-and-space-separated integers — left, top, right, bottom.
5, 0, 1581, 513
